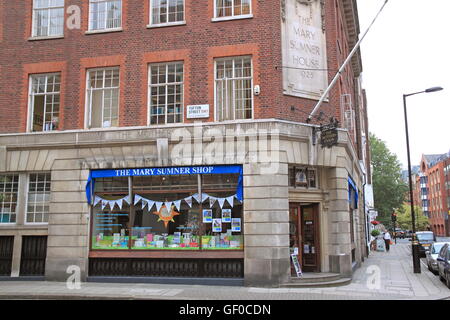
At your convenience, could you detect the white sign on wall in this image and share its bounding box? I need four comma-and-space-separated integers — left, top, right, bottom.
281, 0, 328, 100
187, 104, 210, 119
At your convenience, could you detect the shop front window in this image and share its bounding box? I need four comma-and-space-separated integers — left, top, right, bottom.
90, 168, 243, 251
92, 177, 130, 249
132, 175, 200, 250
201, 174, 243, 250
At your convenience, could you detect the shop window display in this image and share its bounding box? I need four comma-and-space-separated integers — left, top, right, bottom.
92, 177, 130, 249
132, 174, 200, 250
90, 169, 243, 251
201, 174, 243, 250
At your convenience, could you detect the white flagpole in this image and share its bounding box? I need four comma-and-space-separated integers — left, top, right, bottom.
306, 0, 389, 122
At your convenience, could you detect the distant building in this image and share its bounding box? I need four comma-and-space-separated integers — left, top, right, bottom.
444, 156, 450, 236
415, 153, 450, 236
402, 166, 419, 184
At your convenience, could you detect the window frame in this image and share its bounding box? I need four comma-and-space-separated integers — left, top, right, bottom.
25, 172, 51, 225
27, 72, 62, 133
88, 0, 123, 32
212, 0, 253, 21
0, 174, 20, 225
149, 0, 186, 28
148, 61, 185, 125
85, 67, 121, 129
214, 56, 254, 122
289, 166, 319, 189
90, 172, 244, 251
31, 0, 65, 38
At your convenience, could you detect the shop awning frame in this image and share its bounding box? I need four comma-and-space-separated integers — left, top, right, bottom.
86, 165, 244, 204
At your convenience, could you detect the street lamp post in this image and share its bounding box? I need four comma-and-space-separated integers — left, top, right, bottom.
403, 86, 443, 274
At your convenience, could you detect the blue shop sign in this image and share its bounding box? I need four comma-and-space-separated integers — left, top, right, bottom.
86, 165, 243, 204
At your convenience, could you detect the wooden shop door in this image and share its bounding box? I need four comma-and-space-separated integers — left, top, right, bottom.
300, 204, 320, 272
289, 203, 320, 273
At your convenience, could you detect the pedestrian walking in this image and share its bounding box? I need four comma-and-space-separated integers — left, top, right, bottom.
383, 231, 391, 252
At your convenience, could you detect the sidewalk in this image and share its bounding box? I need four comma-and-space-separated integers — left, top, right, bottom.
0, 242, 449, 300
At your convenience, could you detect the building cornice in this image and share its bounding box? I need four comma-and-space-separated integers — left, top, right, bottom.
342, 0, 363, 76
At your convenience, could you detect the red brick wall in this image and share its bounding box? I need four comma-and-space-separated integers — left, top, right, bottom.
0, 0, 357, 134
428, 162, 447, 236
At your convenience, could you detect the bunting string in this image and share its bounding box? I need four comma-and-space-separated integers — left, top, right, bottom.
93, 195, 131, 210
94, 193, 241, 211
133, 193, 240, 211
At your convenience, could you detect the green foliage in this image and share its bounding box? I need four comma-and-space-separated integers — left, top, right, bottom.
370, 133, 408, 223
371, 229, 381, 237
396, 203, 430, 231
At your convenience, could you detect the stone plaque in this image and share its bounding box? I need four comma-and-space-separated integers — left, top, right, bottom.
281, 0, 328, 100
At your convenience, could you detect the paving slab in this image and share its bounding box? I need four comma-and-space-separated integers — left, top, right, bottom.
0, 242, 449, 300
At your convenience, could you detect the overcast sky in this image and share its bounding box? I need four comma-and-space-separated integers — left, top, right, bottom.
356, 0, 450, 168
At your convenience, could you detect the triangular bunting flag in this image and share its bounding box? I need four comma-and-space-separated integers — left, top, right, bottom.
94, 196, 102, 206
134, 195, 141, 205
202, 193, 210, 202
109, 200, 116, 210
124, 195, 131, 204
184, 196, 193, 208
209, 196, 217, 208
101, 200, 108, 210
142, 199, 148, 210
155, 202, 163, 212
117, 198, 124, 210
147, 200, 155, 211
192, 193, 201, 203
226, 195, 234, 208
218, 197, 226, 209
164, 202, 173, 210
173, 200, 182, 211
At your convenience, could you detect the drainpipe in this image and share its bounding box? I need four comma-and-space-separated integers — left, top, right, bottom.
362, 177, 369, 258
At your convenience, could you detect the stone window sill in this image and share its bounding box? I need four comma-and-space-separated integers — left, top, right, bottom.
85, 28, 123, 35
28, 35, 64, 41
147, 22, 186, 29
211, 14, 253, 22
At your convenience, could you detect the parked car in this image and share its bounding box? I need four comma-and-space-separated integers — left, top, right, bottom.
393, 228, 406, 239
436, 243, 450, 288
426, 242, 450, 275
416, 231, 436, 257
405, 230, 413, 238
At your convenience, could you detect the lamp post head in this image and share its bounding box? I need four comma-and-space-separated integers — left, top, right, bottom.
425, 86, 443, 93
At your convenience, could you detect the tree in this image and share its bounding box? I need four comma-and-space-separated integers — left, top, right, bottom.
370, 133, 408, 226
396, 204, 429, 231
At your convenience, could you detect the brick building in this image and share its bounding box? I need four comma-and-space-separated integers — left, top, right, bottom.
415, 153, 449, 237
444, 156, 450, 236
0, 0, 372, 286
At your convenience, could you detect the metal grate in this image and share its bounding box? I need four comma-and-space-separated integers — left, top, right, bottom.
20, 236, 48, 276
89, 258, 244, 278
0, 236, 14, 276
